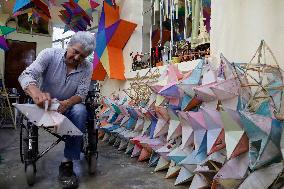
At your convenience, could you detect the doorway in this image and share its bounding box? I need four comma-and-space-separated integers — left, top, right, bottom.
4, 40, 36, 90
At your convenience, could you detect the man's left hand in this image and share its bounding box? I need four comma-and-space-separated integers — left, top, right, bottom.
58, 100, 71, 113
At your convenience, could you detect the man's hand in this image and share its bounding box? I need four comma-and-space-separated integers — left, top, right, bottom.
57, 96, 82, 114
32, 92, 51, 108
58, 100, 71, 114
26, 85, 51, 108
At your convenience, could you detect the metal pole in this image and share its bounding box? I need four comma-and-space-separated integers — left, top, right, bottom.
62, 40, 65, 49
191, 0, 195, 46
170, 0, 173, 60
154, 0, 156, 26
184, 0, 187, 39
160, 0, 163, 44
150, 0, 154, 66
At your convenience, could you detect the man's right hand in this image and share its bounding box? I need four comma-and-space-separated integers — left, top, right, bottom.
32, 92, 51, 108
26, 84, 51, 108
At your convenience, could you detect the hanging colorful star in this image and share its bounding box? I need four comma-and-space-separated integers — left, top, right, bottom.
13, 0, 51, 22
0, 36, 9, 51
59, 0, 99, 32
92, 1, 137, 80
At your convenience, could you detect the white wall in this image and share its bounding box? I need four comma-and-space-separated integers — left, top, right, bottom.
142, 0, 151, 54
119, 0, 143, 73
100, 0, 143, 97
0, 14, 52, 74
211, 0, 284, 68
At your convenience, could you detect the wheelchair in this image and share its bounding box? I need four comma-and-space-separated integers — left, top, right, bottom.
19, 90, 100, 186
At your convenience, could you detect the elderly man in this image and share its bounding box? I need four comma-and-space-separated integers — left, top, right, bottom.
18, 31, 95, 188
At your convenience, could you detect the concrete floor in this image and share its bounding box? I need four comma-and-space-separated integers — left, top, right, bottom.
0, 128, 189, 189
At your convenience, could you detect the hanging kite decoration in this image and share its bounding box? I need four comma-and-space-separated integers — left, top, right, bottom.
105, 0, 116, 7
92, 1, 137, 80
13, 0, 51, 22
0, 25, 16, 36
47, 0, 56, 6
0, 25, 16, 51
59, 0, 100, 32
233, 40, 284, 118
0, 36, 9, 51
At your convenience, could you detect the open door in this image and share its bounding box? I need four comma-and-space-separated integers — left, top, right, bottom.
4, 40, 36, 90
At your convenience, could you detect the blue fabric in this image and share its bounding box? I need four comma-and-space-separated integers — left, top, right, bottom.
181, 94, 192, 110
168, 103, 181, 111
179, 135, 207, 165
102, 124, 119, 132
98, 10, 105, 32
169, 155, 187, 164
159, 85, 180, 98
239, 111, 267, 140
63, 104, 88, 160
126, 117, 137, 130
255, 100, 271, 117
181, 60, 203, 85
149, 118, 158, 139
270, 119, 283, 148
13, 0, 31, 13
237, 96, 246, 111
105, 0, 115, 6
108, 112, 118, 123
95, 30, 106, 57
127, 108, 138, 119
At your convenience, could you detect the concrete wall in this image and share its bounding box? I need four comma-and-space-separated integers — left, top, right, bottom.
0, 14, 52, 74
119, 0, 143, 73
142, 0, 151, 54
211, 0, 284, 68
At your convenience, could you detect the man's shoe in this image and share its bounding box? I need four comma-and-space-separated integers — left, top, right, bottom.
58, 161, 79, 189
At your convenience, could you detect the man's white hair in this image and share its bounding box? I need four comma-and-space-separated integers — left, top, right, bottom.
68, 31, 96, 54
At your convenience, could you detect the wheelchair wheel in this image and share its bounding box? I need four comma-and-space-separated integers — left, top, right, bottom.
20, 120, 28, 163
26, 164, 36, 186
19, 115, 39, 185
87, 154, 97, 175
83, 126, 98, 175
85, 131, 98, 175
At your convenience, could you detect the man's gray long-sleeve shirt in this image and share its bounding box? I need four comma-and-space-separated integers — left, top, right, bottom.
18, 48, 92, 101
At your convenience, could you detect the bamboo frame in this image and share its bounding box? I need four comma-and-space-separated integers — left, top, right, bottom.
123, 68, 160, 106
232, 40, 284, 115
0, 69, 16, 129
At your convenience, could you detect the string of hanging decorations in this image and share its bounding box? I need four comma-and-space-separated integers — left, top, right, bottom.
148, 0, 210, 67
133, 0, 211, 72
